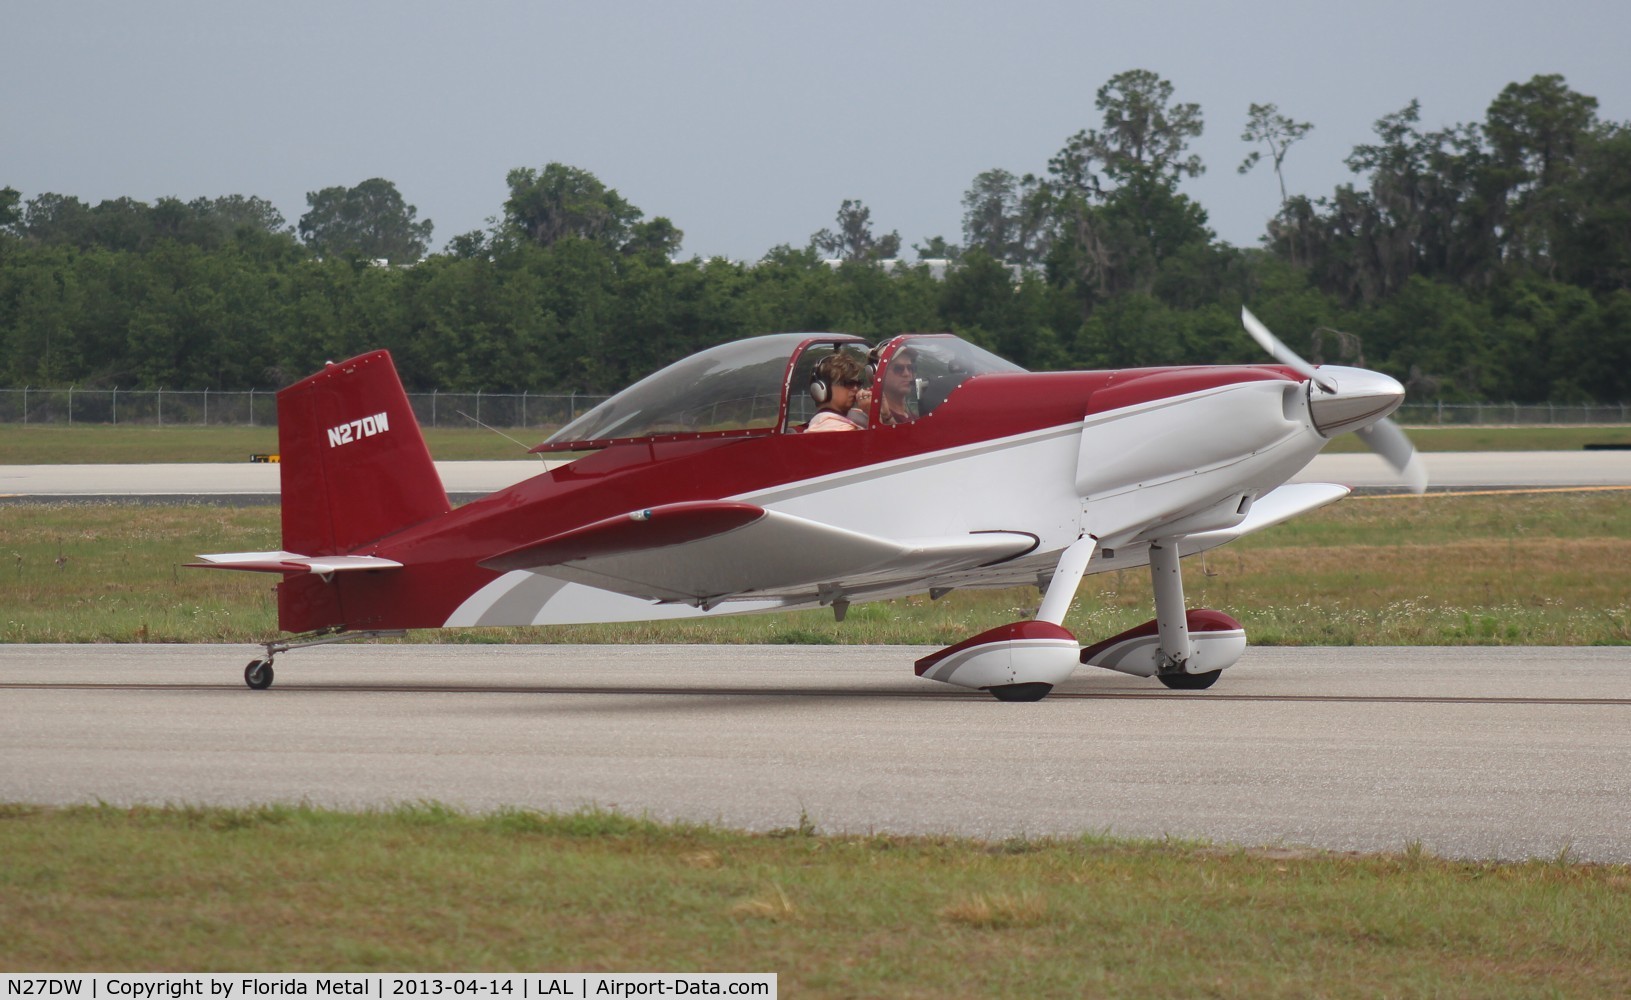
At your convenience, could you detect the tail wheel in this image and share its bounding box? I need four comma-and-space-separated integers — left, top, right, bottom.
244, 659, 274, 690
1158, 669, 1220, 690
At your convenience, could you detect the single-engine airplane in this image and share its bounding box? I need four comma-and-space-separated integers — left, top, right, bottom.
192, 308, 1424, 700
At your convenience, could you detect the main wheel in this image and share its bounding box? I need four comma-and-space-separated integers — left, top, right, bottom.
1158, 669, 1221, 690
244, 659, 274, 690
987, 682, 1053, 702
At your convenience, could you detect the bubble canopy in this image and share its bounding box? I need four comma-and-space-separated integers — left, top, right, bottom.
534, 332, 1024, 452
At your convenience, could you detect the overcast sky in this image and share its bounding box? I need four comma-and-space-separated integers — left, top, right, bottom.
6, 0, 1627, 261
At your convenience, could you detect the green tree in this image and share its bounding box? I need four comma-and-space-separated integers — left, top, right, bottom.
1239, 103, 1314, 207
1046, 70, 1215, 310
0, 187, 22, 233
960, 169, 1050, 265
1553, 123, 1631, 292
1051, 69, 1205, 195
1239, 103, 1314, 264
298, 178, 433, 264
503, 163, 643, 250
622, 216, 685, 260
1485, 74, 1602, 273
19, 193, 96, 247
809, 199, 901, 261
911, 235, 961, 261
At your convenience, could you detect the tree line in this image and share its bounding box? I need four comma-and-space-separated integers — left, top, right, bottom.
2, 71, 1627, 402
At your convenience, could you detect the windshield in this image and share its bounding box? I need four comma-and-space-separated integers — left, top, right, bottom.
542, 333, 862, 448
878, 334, 1027, 418
538, 331, 1025, 450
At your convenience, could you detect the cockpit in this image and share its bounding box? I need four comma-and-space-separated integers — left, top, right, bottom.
534, 332, 1025, 453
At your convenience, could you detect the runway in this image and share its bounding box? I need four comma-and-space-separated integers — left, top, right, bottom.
3, 643, 1628, 862
3, 449, 1631, 501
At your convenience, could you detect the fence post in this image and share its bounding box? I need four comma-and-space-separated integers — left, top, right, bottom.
522, 390, 527, 428
570, 391, 577, 421
21, 386, 26, 425
476, 389, 482, 426
113, 387, 117, 425
249, 389, 255, 427
204, 388, 209, 426
431, 390, 437, 428
157, 388, 163, 426
68, 385, 74, 426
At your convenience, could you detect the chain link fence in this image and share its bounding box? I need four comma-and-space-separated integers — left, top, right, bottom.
0, 388, 1626, 428
1394, 402, 1631, 425
0, 388, 612, 430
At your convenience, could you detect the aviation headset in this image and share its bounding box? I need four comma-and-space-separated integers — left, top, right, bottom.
808, 351, 874, 405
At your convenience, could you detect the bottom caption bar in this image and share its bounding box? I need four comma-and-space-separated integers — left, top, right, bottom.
1, 976, 775, 999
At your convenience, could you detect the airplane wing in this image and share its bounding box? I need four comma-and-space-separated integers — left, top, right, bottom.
1178, 482, 1351, 555
479, 500, 1037, 607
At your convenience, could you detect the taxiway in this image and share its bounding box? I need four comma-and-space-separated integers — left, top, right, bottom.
3, 643, 1628, 862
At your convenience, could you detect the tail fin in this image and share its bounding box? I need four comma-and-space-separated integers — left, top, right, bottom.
277, 350, 450, 555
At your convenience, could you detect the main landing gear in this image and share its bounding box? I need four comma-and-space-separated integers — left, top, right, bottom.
238, 628, 407, 689
915, 534, 1248, 701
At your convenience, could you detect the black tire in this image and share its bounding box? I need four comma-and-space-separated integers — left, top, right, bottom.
244, 659, 274, 690
987, 682, 1053, 702
1158, 669, 1221, 690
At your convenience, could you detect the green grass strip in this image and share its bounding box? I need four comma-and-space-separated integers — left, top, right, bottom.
3, 802, 1630, 995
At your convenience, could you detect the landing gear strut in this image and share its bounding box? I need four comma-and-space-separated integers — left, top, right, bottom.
1148, 539, 1194, 675
239, 627, 407, 690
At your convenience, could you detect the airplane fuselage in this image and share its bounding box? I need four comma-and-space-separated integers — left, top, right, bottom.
282, 364, 1327, 632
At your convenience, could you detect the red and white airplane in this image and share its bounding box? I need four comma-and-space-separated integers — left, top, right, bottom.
193, 309, 1423, 700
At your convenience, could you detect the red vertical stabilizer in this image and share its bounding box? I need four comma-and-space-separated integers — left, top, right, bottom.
277, 350, 450, 557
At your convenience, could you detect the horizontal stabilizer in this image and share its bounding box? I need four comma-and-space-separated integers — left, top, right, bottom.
482, 502, 1037, 606
188, 550, 404, 575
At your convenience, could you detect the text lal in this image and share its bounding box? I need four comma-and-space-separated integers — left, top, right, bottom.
535, 982, 740, 996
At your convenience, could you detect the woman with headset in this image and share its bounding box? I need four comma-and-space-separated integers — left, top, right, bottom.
805, 352, 871, 432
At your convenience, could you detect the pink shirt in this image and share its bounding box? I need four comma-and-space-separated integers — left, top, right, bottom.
805, 410, 861, 432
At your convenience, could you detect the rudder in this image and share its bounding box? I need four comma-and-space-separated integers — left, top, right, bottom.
277, 350, 450, 556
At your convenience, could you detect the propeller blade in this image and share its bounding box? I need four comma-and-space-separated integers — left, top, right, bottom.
1355, 418, 1428, 494
1241, 307, 1336, 393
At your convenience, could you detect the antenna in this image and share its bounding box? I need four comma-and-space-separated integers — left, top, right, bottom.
456, 410, 542, 458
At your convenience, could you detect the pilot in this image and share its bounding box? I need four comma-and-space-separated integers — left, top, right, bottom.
875, 346, 918, 426
806, 353, 870, 432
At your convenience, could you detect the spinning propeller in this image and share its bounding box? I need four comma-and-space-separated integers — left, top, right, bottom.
1242, 307, 1427, 493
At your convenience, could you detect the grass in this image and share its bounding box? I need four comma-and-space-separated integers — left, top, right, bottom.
0, 424, 538, 464
3, 422, 1629, 464
1, 492, 1629, 645
2, 803, 1629, 994
1319, 424, 1631, 453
